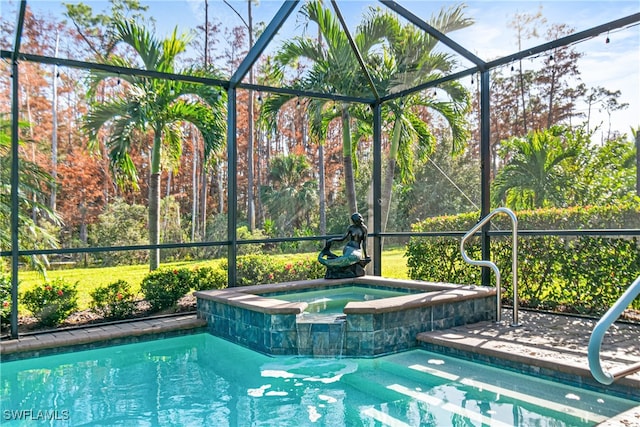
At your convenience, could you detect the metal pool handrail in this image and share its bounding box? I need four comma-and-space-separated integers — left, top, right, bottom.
461, 207, 520, 326
588, 275, 640, 385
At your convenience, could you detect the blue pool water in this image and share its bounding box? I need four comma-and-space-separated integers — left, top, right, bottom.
1, 333, 636, 426
270, 285, 414, 314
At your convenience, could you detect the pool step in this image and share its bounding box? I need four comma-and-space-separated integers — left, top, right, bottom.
343, 367, 515, 426
342, 351, 623, 426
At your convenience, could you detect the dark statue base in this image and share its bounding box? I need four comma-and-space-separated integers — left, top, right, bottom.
318, 248, 371, 279
323, 258, 371, 279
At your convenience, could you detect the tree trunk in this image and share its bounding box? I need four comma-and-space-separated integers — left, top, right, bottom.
149, 171, 161, 270
149, 132, 162, 271
51, 34, 59, 212
256, 127, 264, 226
341, 106, 357, 214
80, 199, 88, 267
518, 61, 528, 134
191, 130, 199, 240
546, 65, 557, 128
217, 162, 224, 214
201, 163, 208, 235
246, 0, 256, 231
316, 12, 326, 236
381, 156, 396, 236
318, 141, 326, 236
380, 115, 403, 239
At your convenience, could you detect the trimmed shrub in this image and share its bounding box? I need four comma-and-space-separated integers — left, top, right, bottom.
90, 280, 138, 319
190, 266, 227, 291
234, 254, 325, 287
23, 279, 78, 327
141, 268, 192, 311
406, 204, 640, 315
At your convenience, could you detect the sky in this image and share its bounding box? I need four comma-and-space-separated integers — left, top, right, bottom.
5, 0, 640, 139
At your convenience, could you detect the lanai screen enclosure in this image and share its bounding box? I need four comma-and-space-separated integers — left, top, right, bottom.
1, 0, 639, 338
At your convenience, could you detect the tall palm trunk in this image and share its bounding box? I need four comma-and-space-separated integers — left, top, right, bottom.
316, 22, 326, 236
380, 113, 403, 239
149, 132, 162, 270
318, 141, 326, 235
341, 105, 357, 213
51, 33, 59, 212
149, 172, 160, 270
191, 130, 198, 240
247, 0, 256, 231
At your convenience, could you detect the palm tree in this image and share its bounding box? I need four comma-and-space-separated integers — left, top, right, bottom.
268, 0, 388, 214
0, 116, 60, 270
367, 6, 473, 234
263, 2, 472, 233
260, 154, 318, 232
83, 20, 226, 270
492, 126, 579, 209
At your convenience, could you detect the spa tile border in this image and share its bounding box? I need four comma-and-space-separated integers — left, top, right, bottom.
196, 279, 497, 356
195, 277, 496, 315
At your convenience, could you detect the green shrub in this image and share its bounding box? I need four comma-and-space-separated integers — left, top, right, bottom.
272, 256, 325, 283
191, 266, 227, 291
0, 274, 11, 326
233, 254, 325, 287
406, 204, 640, 316
140, 268, 192, 311
235, 255, 279, 286
22, 279, 78, 327
89, 280, 138, 319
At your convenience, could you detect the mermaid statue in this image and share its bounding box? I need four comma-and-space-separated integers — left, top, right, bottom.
318, 212, 371, 279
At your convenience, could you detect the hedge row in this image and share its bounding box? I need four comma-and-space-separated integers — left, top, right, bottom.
407, 204, 640, 315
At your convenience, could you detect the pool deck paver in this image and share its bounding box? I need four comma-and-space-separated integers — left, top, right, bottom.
416, 309, 640, 385
0, 314, 207, 360
1, 309, 638, 426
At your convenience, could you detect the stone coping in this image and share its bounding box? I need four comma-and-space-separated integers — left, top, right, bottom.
195, 277, 496, 315
194, 289, 308, 314
0, 314, 206, 360
418, 329, 640, 386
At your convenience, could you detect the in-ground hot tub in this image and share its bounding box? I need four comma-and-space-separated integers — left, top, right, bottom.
195, 277, 496, 357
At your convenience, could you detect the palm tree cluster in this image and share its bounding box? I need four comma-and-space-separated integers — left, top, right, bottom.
260, 0, 473, 235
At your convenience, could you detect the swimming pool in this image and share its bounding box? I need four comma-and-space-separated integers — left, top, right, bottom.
1, 334, 635, 426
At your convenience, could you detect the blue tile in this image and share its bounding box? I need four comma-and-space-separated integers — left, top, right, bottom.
347, 314, 373, 332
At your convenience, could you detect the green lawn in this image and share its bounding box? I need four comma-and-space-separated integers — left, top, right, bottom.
15, 249, 409, 312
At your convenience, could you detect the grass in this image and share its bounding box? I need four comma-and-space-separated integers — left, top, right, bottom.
14, 249, 410, 312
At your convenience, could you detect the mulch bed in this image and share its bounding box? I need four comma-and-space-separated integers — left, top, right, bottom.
2, 294, 197, 336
